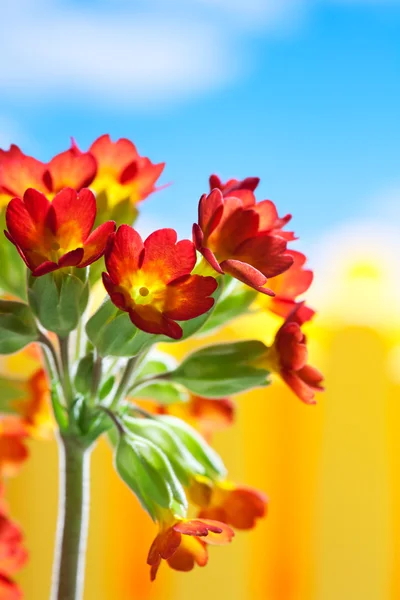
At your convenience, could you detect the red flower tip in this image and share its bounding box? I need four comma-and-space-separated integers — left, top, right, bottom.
0, 145, 49, 205
195, 188, 294, 293
148, 517, 234, 580
89, 134, 165, 206
5, 187, 115, 275
266, 304, 324, 403
103, 225, 217, 339
194, 480, 268, 530
45, 142, 97, 194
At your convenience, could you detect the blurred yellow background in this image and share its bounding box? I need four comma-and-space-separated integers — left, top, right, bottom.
5, 226, 400, 600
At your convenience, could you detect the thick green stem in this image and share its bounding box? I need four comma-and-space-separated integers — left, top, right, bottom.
51, 435, 91, 600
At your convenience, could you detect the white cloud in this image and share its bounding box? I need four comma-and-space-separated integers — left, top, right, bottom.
0, 0, 398, 108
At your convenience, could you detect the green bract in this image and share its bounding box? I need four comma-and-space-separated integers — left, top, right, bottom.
167, 340, 271, 397
122, 416, 205, 484
28, 270, 89, 338
115, 434, 187, 520
74, 353, 95, 396
0, 212, 27, 300
0, 300, 39, 354
157, 415, 226, 480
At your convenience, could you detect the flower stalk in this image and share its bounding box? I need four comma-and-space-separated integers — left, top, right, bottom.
51, 434, 91, 600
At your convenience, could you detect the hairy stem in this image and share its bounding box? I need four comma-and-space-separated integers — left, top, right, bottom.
59, 335, 74, 405
51, 435, 91, 600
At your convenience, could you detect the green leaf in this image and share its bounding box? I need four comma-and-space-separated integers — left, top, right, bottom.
169, 340, 271, 398
28, 271, 89, 337
133, 380, 188, 405
0, 212, 27, 300
200, 278, 257, 335
158, 415, 226, 480
115, 434, 187, 520
123, 416, 205, 485
0, 300, 39, 354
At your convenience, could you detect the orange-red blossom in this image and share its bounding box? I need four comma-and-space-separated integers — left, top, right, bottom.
147, 514, 234, 580
5, 187, 115, 276
103, 226, 217, 339
260, 305, 324, 404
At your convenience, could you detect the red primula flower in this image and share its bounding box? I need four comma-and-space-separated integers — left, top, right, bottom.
89, 134, 165, 207
194, 480, 267, 530
5, 187, 115, 276
0, 146, 48, 206
12, 369, 53, 440
0, 143, 97, 206
193, 187, 294, 295
166, 395, 235, 440
147, 515, 234, 580
209, 174, 260, 206
45, 141, 97, 195
261, 304, 324, 404
103, 225, 217, 339
260, 250, 315, 324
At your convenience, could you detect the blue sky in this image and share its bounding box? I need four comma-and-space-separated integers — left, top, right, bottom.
1, 0, 399, 245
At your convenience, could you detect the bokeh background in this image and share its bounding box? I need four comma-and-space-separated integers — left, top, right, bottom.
2, 1, 400, 599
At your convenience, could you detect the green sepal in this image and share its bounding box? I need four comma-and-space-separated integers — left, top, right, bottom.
0, 300, 39, 354
122, 416, 205, 485
157, 414, 226, 480
28, 270, 89, 337
74, 353, 94, 396
168, 340, 271, 397
115, 434, 187, 520
50, 383, 69, 432
99, 375, 115, 401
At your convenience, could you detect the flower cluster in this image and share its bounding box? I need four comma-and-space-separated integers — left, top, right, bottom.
0, 134, 323, 595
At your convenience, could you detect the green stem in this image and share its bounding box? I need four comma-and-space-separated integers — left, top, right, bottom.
39, 332, 63, 384
51, 435, 91, 600
90, 354, 102, 404
59, 335, 74, 405
109, 356, 139, 410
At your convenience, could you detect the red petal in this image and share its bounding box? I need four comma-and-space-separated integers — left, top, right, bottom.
199, 247, 224, 274
198, 189, 224, 239
80, 220, 116, 268
105, 225, 144, 286
276, 322, 308, 371
254, 200, 292, 233
214, 207, 259, 255
90, 134, 139, 173
233, 234, 294, 278
281, 370, 317, 405
102, 272, 128, 310
221, 259, 273, 294
142, 229, 196, 284
167, 537, 208, 572
298, 364, 324, 390
0, 574, 23, 600
6, 191, 49, 250
58, 248, 84, 268
129, 306, 183, 339
32, 261, 59, 277
47, 147, 97, 192
50, 188, 95, 244
164, 274, 217, 321
0, 145, 49, 199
